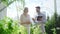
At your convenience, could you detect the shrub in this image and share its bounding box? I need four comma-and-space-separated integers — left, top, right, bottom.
0, 17, 20, 34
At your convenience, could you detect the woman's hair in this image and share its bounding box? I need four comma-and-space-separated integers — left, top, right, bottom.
24, 7, 28, 12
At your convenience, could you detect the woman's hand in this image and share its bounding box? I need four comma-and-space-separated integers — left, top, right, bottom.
21, 21, 30, 25
32, 18, 35, 21
26, 21, 31, 24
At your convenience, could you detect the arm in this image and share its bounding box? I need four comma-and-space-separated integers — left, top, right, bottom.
32, 18, 35, 22
32, 16, 37, 23
26, 21, 31, 24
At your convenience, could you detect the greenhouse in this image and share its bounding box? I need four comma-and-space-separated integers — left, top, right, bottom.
0, 0, 60, 34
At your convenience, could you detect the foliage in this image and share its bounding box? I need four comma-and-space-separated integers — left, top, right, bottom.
0, 13, 60, 34
30, 24, 42, 34
1, 0, 15, 6
0, 0, 25, 12
0, 17, 20, 34
45, 11, 60, 34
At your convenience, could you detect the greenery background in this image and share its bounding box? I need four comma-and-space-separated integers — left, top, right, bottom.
0, 0, 60, 34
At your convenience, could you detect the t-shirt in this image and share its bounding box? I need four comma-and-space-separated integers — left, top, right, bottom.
34, 13, 46, 24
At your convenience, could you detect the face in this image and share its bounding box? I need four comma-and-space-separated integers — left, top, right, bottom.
36, 8, 40, 13
24, 8, 28, 14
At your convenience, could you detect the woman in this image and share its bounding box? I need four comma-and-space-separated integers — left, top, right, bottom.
20, 7, 31, 34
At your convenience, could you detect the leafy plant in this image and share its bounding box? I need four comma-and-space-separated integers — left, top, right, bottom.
0, 17, 20, 34
45, 11, 60, 34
